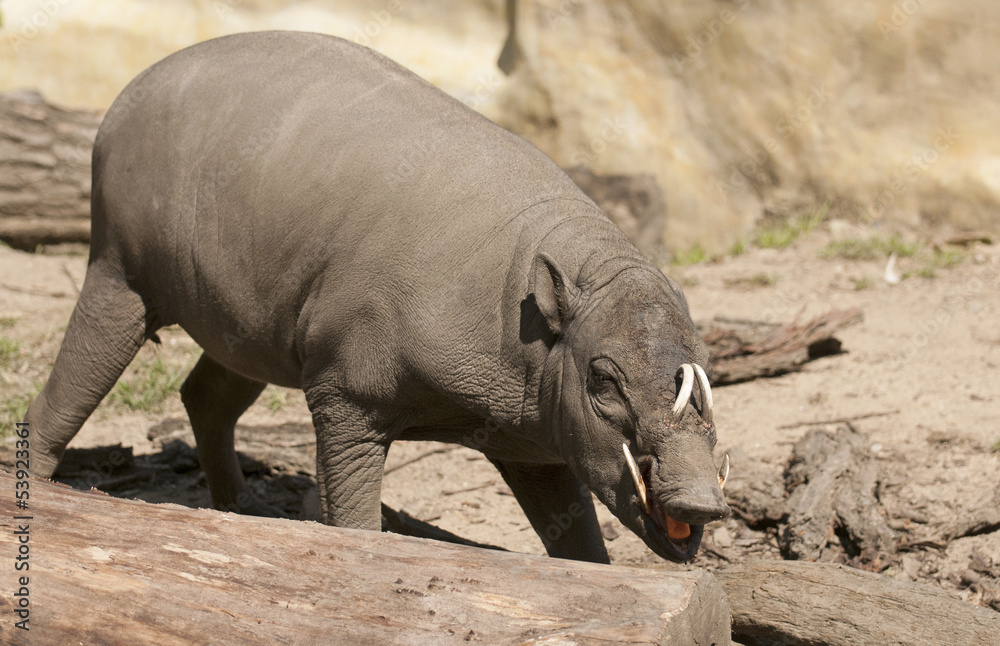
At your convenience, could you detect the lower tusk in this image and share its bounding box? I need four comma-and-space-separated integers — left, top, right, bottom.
718, 453, 730, 490
622, 443, 650, 514
672, 364, 694, 421
692, 363, 713, 425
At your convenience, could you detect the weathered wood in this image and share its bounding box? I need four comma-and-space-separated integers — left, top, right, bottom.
0, 91, 672, 256
0, 91, 98, 250
0, 472, 731, 645
715, 560, 1000, 646
780, 424, 895, 566
0, 216, 90, 249
701, 308, 863, 385
944, 485, 1000, 540
718, 446, 786, 530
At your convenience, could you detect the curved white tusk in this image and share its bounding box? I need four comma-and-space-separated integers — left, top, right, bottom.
718, 453, 730, 490
692, 363, 713, 425
671, 363, 694, 421
622, 443, 650, 514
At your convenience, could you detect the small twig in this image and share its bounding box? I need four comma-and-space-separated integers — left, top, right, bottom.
897, 540, 947, 552
61, 262, 81, 296
442, 480, 496, 496
700, 544, 732, 562
711, 315, 781, 328
383, 446, 455, 475
776, 409, 900, 430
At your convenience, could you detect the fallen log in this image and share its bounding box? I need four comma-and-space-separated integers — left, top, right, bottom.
1, 92, 672, 256
0, 472, 731, 645
717, 446, 786, 530
0, 216, 90, 249
700, 308, 863, 385
0, 91, 98, 250
780, 424, 895, 567
715, 560, 1000, 646
943, 484, 1000, 541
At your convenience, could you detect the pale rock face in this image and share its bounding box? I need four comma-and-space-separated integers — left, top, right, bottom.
0, 0, 507, 110
490, 0, 1000, 251
1, 0, 997, 251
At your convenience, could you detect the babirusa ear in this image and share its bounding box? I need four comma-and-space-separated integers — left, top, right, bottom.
532, 253, 580, 336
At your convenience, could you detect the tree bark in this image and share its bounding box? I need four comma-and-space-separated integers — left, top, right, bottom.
0, 472, 731, 646
716, 560, 1000, 646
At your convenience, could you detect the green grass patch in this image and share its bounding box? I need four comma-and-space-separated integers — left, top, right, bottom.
992, 438, 1000, 454
852, 276, 875, 291
264, 387, 288, 414
820, 234, 919, 261
1, 394, 32, 432
0, 337, 20, 365
930, 248, 964, 269
0, 317, 16, 330
107, 355, 186, 413
754, 204, 827, 250
671, 244, 708, 266
729, 239, 748, 257
0, 383, 43, 436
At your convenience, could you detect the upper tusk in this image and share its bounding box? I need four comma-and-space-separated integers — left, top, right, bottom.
718, 453, 730, 490
622, 443, 650, 514
692, 363, 713, 425
671, 363, 694, 421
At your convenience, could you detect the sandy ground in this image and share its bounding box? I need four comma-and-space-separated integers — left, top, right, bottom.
1, 224, 998, 609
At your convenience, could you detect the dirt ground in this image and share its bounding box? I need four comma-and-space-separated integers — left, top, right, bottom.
1, 223, 998, 614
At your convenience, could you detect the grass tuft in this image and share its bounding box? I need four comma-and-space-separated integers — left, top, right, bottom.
821, 234, 919, 261
264, 387, 289, 414
671, 244, 708, 266
107, 355, 186, 413
0, 337, 20, 365
1, 395, 32, 431
852, 276, 875, 291
0, 384, 42, 434
754, 204, 827, 250
930, 248, 964, 269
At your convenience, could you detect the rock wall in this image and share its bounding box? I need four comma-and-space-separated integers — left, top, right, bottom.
0, 0, 507, 109
1, 0, 997, 252
490, 0, 1000, 252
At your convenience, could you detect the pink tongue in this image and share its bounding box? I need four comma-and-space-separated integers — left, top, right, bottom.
665, 513, 691, 540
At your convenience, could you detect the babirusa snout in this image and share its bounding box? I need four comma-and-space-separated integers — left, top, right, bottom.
663, 477, 730, 526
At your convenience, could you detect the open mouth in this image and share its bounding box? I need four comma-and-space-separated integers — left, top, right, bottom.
622, 443, 730, 562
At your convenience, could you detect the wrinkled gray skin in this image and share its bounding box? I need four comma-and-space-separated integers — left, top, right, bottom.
26, 32, 729, 563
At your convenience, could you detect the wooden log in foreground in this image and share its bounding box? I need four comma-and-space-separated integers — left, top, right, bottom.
716, 560, 1000, 646
0, 473, 730, 646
